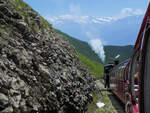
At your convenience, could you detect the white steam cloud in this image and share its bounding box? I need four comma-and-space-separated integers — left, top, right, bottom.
89, 39, 105, 63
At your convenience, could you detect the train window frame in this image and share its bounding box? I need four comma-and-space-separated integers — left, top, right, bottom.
119, 61, 128, 80
130, 51, 139, 104
127, 63, 131, 82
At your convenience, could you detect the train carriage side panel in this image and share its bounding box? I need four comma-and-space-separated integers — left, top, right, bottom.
133, 3, 150, 113
109, 60, 129, 104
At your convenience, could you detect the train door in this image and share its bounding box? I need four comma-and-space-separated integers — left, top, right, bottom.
140, 29, 150, 113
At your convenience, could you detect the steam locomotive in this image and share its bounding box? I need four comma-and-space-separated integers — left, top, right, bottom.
104, 3, 150, 113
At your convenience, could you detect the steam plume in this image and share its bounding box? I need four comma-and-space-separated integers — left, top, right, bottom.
89, 39, 105, 63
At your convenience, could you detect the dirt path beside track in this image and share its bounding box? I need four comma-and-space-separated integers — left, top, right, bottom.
95, 80, 125, 113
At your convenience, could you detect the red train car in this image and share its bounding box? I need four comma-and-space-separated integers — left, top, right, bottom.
134, 2, 150, 113
109, 60, 128, 104
105, 3, 150, 113
104, 59, 139, 113
124, 3, 150, 113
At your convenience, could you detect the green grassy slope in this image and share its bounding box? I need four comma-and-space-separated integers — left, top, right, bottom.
78, 53, 104, 79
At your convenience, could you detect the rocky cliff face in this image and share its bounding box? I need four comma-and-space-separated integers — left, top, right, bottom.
0, 0, 95, 113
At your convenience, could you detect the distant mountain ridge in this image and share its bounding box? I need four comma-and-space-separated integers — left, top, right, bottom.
104, 45, 134, 64
56, 29, 134, 64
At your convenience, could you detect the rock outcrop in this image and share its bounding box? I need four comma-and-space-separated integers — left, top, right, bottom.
0, 0, 95, 113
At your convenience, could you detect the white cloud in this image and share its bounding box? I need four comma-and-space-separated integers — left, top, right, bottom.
45, 8, 143, 25
133, 9, 143, 15
121, 8, 143, 16
91, 17, 113, 23
45, 14, 90, 25
60, 14, 74, 20
60, 14, 89, 23
45, 16, 63, 25
45, 4, 90, 25
113, 8, 144, 20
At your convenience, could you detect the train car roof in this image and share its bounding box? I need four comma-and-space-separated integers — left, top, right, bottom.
117, 60, 128, 67
111, 59, 129, 70
134, 2, 150, 51
104, 64, 114, 67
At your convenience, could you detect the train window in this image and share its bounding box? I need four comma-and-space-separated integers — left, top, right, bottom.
118, 70, 120, 77
117, 70, 120, 77
117, 70, 119, 77
125, 66, 128, 80
117, 71, 119, 77
112, 71, 115, 77
130, 53, 139, 83
120, 69, 122, 78
130, 52, 139, 105
120, 64, 124, 79
121, 69, 123, 79
128, 63, 131, 81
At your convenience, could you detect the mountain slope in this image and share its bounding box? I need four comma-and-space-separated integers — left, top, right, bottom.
55, 29, 102, 63
78, 53, 104, 78
0, 0, 95, 113
104, 45, 134, 64
55, 29, 104, 79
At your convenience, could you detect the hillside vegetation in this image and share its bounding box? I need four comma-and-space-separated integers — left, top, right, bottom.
55, 29, 102, 63
55, 29, 104, 79
78, 53, 104, 79
56, 29, 133, 64
104, 45, 133, 64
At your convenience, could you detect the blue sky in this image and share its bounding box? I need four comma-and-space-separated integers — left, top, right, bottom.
24, 0, 149, 17
24, 0, 149, 46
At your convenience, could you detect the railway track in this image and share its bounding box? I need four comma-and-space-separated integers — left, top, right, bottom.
95, 80, 125, 113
